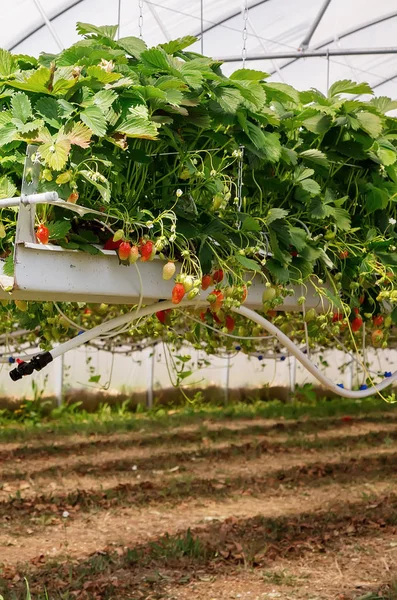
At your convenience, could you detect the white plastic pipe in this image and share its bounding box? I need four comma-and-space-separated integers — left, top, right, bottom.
50, 300, 206, 360
234, 305, 397, 398
0, 192, 59, 208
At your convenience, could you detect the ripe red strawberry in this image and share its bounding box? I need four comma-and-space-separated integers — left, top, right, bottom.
36, 224, 49, 244
351, 316, 363, 332
200, 311, 206, 322
140, 240, 154, 262
211, 310, 222, 324
332, 312, 343, 322
339, 250, 349, 259
201, 274, 213, 290
290, 250, 298, 257
212, 269, 224, 284
267, 310, 277, 318
163, 262, 176, 280
156, 309, 171, 325
373, 314, 384, 327
371, 328, 384, 345
67, 191, 79, 204
209, 289, 224, 312
359, 296, 365, 305
118, 241, 131, 261
84, 308, 92, 315
172, 283, 185, 304
104, 238, 122, 250
225, 315, 235, 333
341, 416, 353, 423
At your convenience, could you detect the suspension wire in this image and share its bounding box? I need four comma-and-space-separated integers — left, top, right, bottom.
237, 145, 245, 212
326, 48, 330, 91
200, 0, 204, 54
242, 0, 249, 68
361, 322, 367, 386
117, 0, 122, 40
139, 0, 144, 39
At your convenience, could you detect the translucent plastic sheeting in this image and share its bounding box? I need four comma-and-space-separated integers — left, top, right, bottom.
2, 0, 397, 95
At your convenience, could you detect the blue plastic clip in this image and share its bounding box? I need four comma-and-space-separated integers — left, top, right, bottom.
384, 371, 392, 378
359, 384, 368, 390
337, 383, 344, 388
258, 355, 263, 361
235, 345, 241, 351
8, 357, 15, 364
280, 355, 286, 361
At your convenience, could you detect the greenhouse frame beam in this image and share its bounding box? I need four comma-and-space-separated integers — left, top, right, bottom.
193, 0, 271, 37
32, 0, 64, 50
263, 10, 397, 76
220, 47, 397, 62
300, 0, 332, 50
9, 0, 85, 51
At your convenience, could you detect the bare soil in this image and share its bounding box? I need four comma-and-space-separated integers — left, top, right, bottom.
1, 409, 397, 599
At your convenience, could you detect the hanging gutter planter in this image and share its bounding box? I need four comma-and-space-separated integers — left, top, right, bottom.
0, 193, 328, 311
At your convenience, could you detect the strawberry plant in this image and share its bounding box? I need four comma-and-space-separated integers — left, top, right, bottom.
0, 23, 396, 355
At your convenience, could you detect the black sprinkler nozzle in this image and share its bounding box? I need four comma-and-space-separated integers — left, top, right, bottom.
9, 352, 53, 381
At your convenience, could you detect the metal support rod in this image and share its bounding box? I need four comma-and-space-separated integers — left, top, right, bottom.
53, 351, 64, 407
347, 360, 354, 391
224, 354, 230, 404
200, 0, 204, 54
219, 47, 397, 62
300, 0, 332, 50
147, 344, 155, 409
288, 355, 297, 393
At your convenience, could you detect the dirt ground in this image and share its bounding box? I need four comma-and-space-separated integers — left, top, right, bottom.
1, 410, 397, 599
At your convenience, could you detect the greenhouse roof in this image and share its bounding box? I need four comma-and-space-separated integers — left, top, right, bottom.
1, 0, 397, 94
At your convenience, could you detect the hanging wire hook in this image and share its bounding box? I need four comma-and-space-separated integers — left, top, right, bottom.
241, 0, 249, 68
117, 0, 122, 40
138, 0, 144, 39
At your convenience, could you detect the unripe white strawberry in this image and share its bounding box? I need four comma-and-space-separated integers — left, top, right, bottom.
163, 261, 176, 280
183, 276, 194, 292
129, 245, 140, 264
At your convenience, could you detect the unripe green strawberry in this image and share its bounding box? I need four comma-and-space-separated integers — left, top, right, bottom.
163, 262, 176, 280
187, 288, 199, 300
212, 194, 223, 210
113, 229, 124, 242
15, 300, 28, 312
262, 287, 276, 302
305, 308, 317, 322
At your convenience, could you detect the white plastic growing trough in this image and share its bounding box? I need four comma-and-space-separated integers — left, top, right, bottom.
0, 192, 328, 311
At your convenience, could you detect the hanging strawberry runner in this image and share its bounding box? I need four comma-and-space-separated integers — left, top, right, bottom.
0, 22, 397, 358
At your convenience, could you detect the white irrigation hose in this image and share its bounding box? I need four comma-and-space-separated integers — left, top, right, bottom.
50, 300, 206, 360
233, 305, 397, 399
